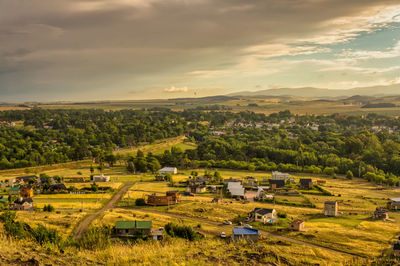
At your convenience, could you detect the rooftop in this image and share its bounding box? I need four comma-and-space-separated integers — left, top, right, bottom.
233, 227, 259, 235
115, 220, 152, 230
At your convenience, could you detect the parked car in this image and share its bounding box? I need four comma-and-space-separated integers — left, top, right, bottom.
244, 224, 253, 229
220, 232, 226, 238
223, 220, 232, 225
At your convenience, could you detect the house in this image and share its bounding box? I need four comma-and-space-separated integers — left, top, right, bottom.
16, 175, 39, 184
232, 227, 259, 242
0, 182, 6, 188
9, 186, 20, 195
20, 185, 34, 198
387, 198, 400, 210
49, 183, 68, 192
39, 177, 56, 186
115, 220, 152, 237
186, 185, 206, 194
223, 178, 241, 184
249, 208, 277, 223
12, 197, 33, 211
373, 207, 389, 220
155, 174, 164, 181
324, 201, 338, 216
271, 171, 290, 181
269, 179, 285, 189
256, 186, 273, 200
299, 179, 313, 189
151, 228, 164, 240
93, 174, 110, 182
227, 182, 245, 198
187, 176, 210, 186
289, 220, 305, 231
146, 191, 181, 206
159, 167, 178, 175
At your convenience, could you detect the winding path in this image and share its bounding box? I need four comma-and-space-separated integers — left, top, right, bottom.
72, 182, 134, 239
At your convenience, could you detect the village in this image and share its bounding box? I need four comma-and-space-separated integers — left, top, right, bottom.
1, 163, 400, 263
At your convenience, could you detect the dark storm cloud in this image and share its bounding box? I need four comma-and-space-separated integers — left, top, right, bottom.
0, 0, 398, 101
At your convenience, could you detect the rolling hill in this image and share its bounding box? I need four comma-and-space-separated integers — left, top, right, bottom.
229, 84, 400, 98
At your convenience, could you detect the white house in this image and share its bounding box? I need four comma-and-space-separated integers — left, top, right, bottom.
159, 167, 178, 175
271, 171, 290, 181
227, 182, 245, 198
250, 208, 277, 223
93, 174, 110, 182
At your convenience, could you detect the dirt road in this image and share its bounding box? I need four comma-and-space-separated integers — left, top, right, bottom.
72, 182, 134, 239
121, 207, 367, 259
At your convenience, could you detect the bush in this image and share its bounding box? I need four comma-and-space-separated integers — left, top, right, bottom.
30, 224, 62, 247
323, 167, 335, 176
135, 198, 146, 206
346, 170, 354, 179
43, 204, 55, 212
164, 222, 203, 241
277, 213, 287, 218
78, 225, 112, 250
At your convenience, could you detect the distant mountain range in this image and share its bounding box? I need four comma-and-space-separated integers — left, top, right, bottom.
229, 84, 400, 98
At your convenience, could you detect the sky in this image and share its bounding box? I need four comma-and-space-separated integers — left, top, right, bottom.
0, 0, 399, 102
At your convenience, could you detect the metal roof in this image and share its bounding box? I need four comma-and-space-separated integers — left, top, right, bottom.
390, 198, 400, 202
115, 220, 152, 230
233, 227, 259, 235
116, 221, 136, 229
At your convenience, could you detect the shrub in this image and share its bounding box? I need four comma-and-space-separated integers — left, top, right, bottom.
30, 224, 62, 247
164, 222, 203, 241
78, 225, 112, 250
43, 204, 55, 212
277, 213, 287, 218
135, 198, 146, 206
346, 170, 354, 179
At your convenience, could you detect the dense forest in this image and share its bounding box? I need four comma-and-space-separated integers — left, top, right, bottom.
1, 108, 400, 185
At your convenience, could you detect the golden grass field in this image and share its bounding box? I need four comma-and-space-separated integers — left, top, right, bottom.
0, 136, 399, 264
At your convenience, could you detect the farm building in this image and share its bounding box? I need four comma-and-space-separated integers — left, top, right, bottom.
232, 227, 259, 242
187, 176, 210, 186
159, 167, 178, 175
9, 186, 20, 195
20, 185, 34, 198
289, 220, 305, 231
324, 201, 338, 216
387, 198, 400, 210
115, 220, 152, 237
186, 185, 206, 194
271, 171, 290, 181
146, 191, 181, 206
316, 180, 326, 184
227, 182, 245, 198
373, 207, 389, 220
93, 174, 110, 182
299, 179, 313, 189
12, 197, 33, 211
269, 179, 285, 189
249, 208, 277, 223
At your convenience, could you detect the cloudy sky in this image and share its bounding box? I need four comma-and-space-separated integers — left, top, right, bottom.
0, 0, 399, 101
